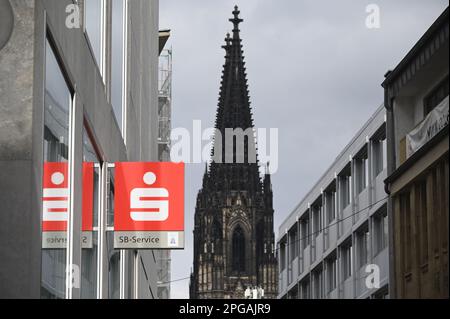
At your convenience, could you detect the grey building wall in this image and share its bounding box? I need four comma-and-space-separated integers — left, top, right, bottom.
0, 0, 41, 299
277, 106, 389, 299
0, 0, 160, 299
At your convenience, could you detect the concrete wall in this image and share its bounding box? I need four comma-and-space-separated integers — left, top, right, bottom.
126, 0, 159, 300
0, 0, 41, 299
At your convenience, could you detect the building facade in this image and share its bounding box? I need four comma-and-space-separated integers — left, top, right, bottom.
0, 0, 161, 299
190, 7, 278, 299
278, 106, 389, 299
382, 7, 449, 299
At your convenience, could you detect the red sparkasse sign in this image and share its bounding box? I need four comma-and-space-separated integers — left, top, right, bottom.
114, 162, 185, 249
42, 162, 69, 232
42, 162, 94, 232
42, 162, 94, 249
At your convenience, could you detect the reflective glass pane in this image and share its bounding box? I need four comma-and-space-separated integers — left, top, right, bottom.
81, 129, 100, 299
41, 39, 72, 299
111, 0, 125, 132
85, 0, 103, 69
107, 173, 120, 299
108, 232, 121, 299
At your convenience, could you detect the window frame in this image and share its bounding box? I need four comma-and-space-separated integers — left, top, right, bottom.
326, 255, 337, 293
374, 208, 388, 255
355, 224, 370, 269
341, 241, 353, 280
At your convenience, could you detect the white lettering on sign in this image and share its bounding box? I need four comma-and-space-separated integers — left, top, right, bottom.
43, 172, 68, 222
130, 172, 170, 222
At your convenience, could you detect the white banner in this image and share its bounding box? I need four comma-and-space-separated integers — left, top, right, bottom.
407, 96, 449, 158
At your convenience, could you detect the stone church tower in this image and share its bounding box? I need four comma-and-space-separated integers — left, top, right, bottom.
190, 6, 278, 299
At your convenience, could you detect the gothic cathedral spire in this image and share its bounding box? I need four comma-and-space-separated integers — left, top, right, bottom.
190, 6, 278, 299
209, 5, 260, 193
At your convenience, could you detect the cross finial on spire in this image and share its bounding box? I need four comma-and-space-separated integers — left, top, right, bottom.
229, 5, 243, 33
221, 33, 232, 52
225, 32, 231, 45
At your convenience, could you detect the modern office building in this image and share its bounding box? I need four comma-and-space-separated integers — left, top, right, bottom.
382, 7, 449, 299
0, 0, 162, 299
277, 106, 389, 299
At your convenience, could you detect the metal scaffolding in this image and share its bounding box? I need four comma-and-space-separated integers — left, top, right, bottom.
158, 49, 172, 162
156, 49, 172, 299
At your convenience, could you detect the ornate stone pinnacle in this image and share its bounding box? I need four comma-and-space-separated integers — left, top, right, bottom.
229, 5, 243, 32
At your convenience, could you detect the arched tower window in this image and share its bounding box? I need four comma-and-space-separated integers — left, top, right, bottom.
232, 225, 246, 273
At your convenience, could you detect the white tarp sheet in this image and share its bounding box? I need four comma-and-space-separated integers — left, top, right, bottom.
406, 96, 449, 158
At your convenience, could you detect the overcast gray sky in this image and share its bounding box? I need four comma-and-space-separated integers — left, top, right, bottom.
159, 0, 448, 299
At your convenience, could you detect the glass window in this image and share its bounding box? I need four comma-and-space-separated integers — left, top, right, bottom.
313, 268, 323, 299
424, 76, 449, 115
382, 138, 387, 170
374, 209, 388, 254
373, 136, 387, 176
232, 226, 246, 273
325, 190, 336, 225
108, 232, 121, 299
289, 227, 298, 261
356, 155, 368, 194
373, 286, 389, 299
80, 129, 100, 299
301, 216, 310, 249
289, 287, 298, 299
340, 174, 351, 209
301, 278, 310, 299
111, 0, 126, 133
326, 256, 337, 293
85, 0, 103, 71
342, 242, 353, 280
279, 242, 286, 271
41, 39, 72, 299
364, 158, 369, 189
357, 227, 370, 268
313, 204, 322, 236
